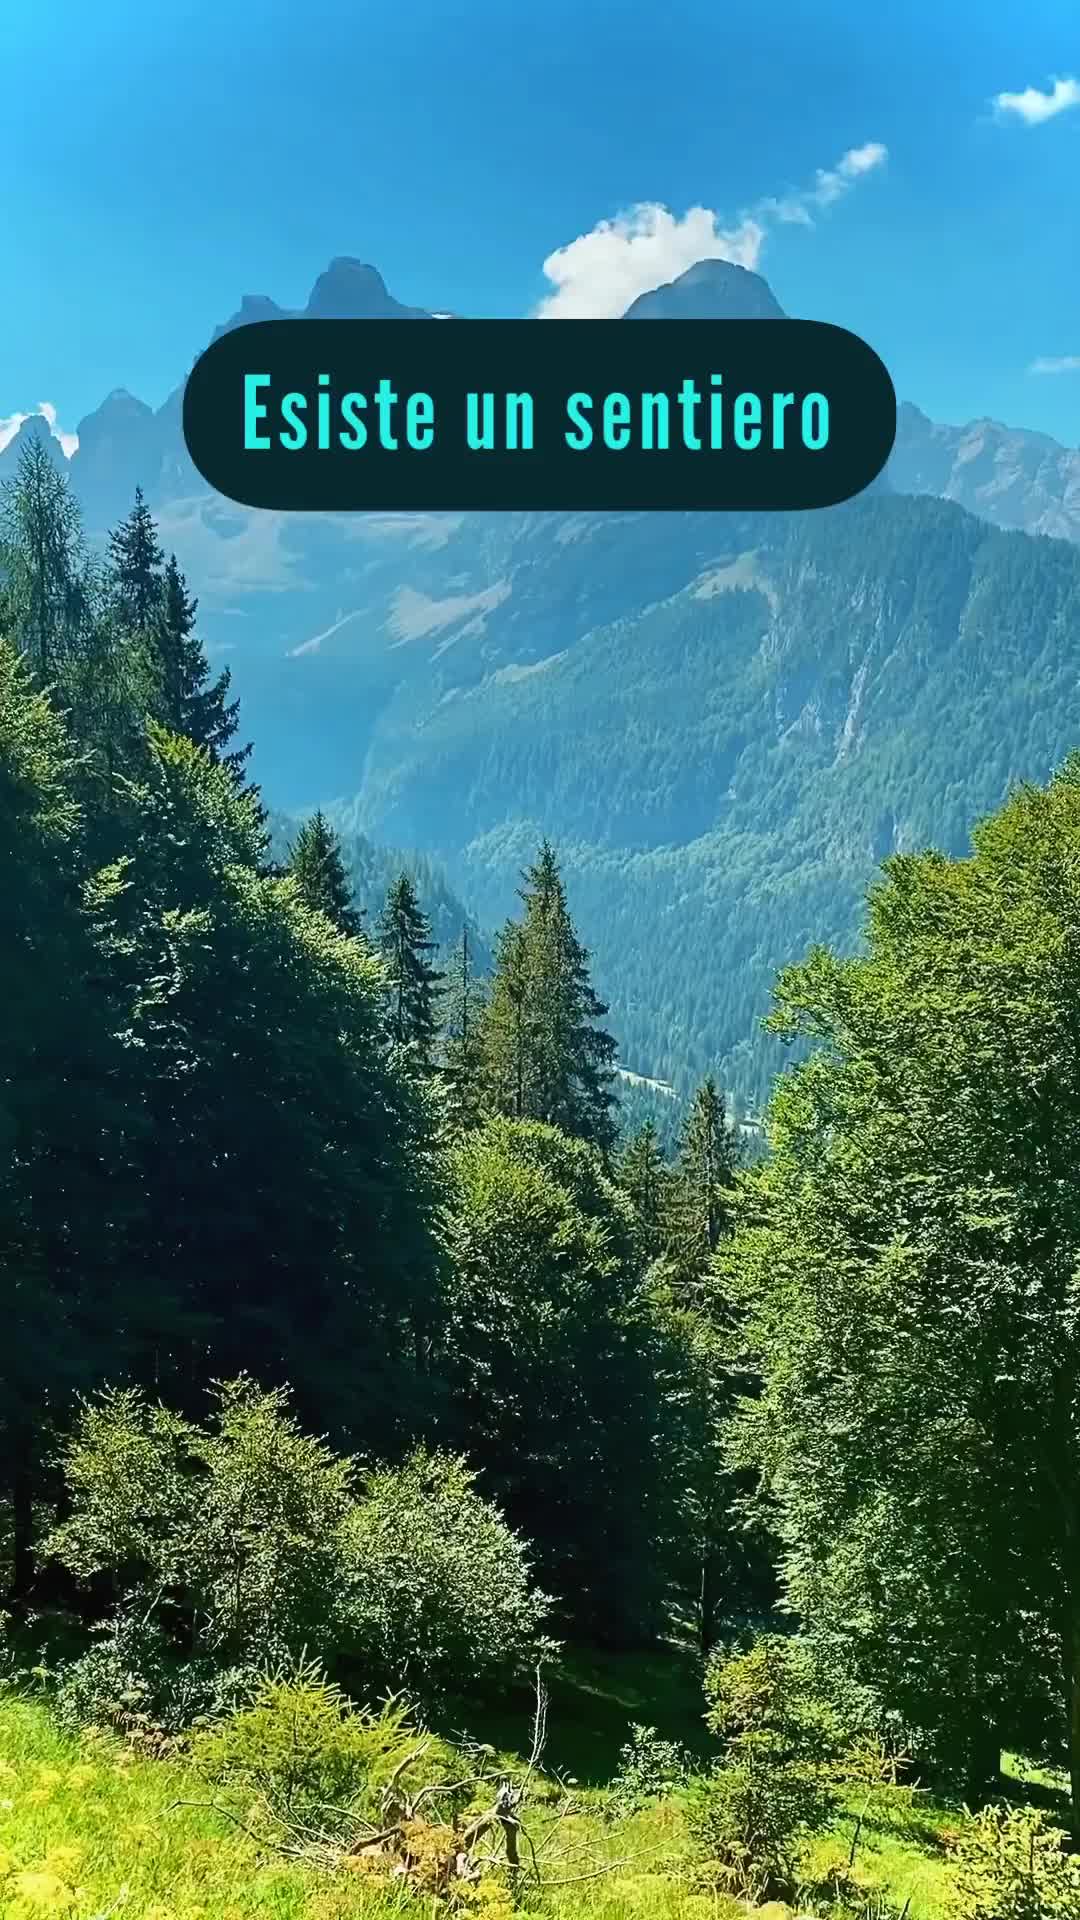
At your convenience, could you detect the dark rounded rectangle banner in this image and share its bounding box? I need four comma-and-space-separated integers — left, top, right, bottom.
182, 318, 896, 512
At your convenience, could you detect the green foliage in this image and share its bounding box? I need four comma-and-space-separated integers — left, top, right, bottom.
665, 1078, 739, 1284
950, 1806, 1080, 1920
727, 760, 1080, 1800
608, 1723, 694, 1816
53, 1610, 255, 1738
0, 438, 89, 682
702, 1635, 842, 1766
441, 924, 489, 1131
687, 1636, 844, 1899
152, 551, 252, 778
685, 1758, 834, 1900
45, 1381, 549, 1714
443, 1117, 688, 1642
377, 869, 444, 1064
90, 725, 444, 1445
479, 842, 617, 1149
285, 808, 364, 937
108, 487, 164, 633
193, 1663, 432, 1828
617, 1121, 670, 1263
0, 630, 138, 1602
344, 1449, 554, 1701
47, 1381, 358, 1668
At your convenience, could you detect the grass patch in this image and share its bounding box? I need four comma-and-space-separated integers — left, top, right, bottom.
802, 1787, 964, 1920
0, 1693, 718, 1919
0, 1678, 1047, 1920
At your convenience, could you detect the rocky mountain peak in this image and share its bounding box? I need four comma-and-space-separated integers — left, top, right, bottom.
305, 257, 432, 320
622, 259, 787, 321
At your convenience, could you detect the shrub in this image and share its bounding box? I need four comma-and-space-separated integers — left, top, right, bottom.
608, 1723, 693, 1817
703, 1632, 843, 1765
193, 1661, 449, 1833
686, 1759, 836, 1901
46, 1380, 552, 1726
950, 1806, 1080, 1920
343, 1449, 555, 1703
54, 1610, 257, 1739
46, 1380, 357, 1667
687, 1634, 843, 1899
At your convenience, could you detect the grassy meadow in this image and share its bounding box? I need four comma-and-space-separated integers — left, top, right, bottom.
0, 1653, 1059, 1920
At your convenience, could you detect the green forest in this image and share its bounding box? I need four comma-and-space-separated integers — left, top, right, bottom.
2, 437, 1080, 1919
327, 494, 1080, 1105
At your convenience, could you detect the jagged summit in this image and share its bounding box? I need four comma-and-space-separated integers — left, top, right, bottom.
0, 412, 67, 481
622, 259, 787, 321
304, 257, 430, 319
208, 260, 437, 340
210, 293, 289, 342
81, 388, 153, 422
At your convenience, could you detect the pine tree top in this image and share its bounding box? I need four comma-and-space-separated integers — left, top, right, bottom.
287, 810, 364, 938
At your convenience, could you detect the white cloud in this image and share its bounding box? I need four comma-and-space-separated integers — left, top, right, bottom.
994, 76, 1080, 125
37, 401, 79, 457
535, 142, 887, 319
0, 411, 28, 453
1029, 354, 1080, 374
0, 401, 78, 457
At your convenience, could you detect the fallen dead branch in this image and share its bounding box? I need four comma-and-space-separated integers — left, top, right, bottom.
167, 1664, 672, 1903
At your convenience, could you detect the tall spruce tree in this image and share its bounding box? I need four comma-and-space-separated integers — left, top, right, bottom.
93, 726, 443, 1451
287, 810, 364, 937
479, 842, 617, 1150
0, 634, 140, 1603
441, 924, 488, 1130
377, 872, 444, 1065
618, 1119, 669, 1261
108, 488, 164, 633
0, 437, 88, 683
154, 554, 249, 769
667, 1077, 738, 1280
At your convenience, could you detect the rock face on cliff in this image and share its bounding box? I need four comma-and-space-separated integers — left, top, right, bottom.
890, 400, 1080, 542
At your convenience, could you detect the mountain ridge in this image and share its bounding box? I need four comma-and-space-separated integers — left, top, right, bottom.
7, 257, 1080, 1099
6, 254, 1077, 545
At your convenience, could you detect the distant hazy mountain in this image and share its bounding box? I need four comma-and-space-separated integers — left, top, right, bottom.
623, 258, 786, 321
18, 252, 1078, 545
56, 259, 442, 528
0, 412, 66, 485
890, 401, 1080, 542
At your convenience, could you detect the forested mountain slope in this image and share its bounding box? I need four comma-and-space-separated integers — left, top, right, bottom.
9, 257, 1080, 1095
325, 493, 1080, 1094
266, 810, 489, 966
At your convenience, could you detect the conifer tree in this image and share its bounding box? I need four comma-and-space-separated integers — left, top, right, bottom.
287, 810, 364, 937
63, 601, 153, 813
667, 1077, 738, 1279
154, 554, 249, 770
441, 924, 488, 1129
108, 487, 164, 633
0, 438, 88, 682
479, 841, 617, 1150
618, 1119, 669, 1260
377, 872, 444, 1064
0, 634, 138, 1601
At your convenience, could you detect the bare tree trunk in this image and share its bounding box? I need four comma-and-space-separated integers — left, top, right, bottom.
1068, 1610, 1080, 1839
700, 1549, 720, 1657
9, 1450, 34, 1612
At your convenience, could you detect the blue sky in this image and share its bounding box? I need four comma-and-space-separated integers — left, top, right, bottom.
3, 0, 1079, 447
